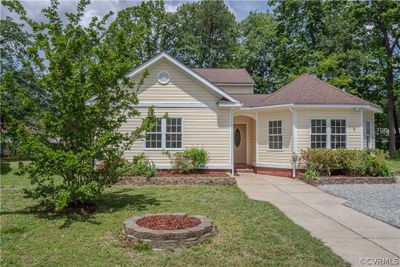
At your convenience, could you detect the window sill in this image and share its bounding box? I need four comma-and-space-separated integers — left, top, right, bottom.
144, 148, 184, 151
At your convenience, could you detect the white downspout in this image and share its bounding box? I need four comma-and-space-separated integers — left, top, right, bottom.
289, 105, 297, 178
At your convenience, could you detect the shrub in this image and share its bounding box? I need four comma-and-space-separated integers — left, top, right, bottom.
300, 148, 392, 177
169, 147, 209, 173
304, 168, 320, 183
124, 154, 156, 178
299, 148, 340, 176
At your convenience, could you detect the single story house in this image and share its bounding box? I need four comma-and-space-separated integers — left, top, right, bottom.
120, 52, 381, 177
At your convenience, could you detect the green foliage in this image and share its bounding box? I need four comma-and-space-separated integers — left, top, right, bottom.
170, 0, 238, 67
123, 153, 156, 178
300, 148, 340, 176
2, 0, 157, 211
304, 168, 320, 183
169, 147, 209, 173
237, 12, 278, 93
106, 0, 169, 65
131, 241, 152, 252
300, 149, 392, 177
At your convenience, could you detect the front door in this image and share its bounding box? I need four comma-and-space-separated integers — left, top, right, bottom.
234, 124, 247, 164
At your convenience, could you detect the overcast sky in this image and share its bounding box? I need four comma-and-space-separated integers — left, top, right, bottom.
1, 0, 272, 27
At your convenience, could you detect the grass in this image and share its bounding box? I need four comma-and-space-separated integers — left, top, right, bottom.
387, 158, 400, 176
1, 160, 347, 266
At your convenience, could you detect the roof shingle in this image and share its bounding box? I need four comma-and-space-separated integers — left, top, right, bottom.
192, 68, 255, 85
233, 75, 376, 108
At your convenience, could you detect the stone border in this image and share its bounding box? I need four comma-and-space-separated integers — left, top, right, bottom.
300, 176, 396, 185
122, 213, 214, 250
119, 176, 236, 186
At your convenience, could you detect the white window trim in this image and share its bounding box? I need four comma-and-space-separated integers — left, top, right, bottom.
309, 119, 348, 149
145, 117, 184, 151
267, 120, 284, 151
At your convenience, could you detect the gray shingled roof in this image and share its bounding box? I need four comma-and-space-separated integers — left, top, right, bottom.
192, 68, 255, 84
232, 75, 377, 108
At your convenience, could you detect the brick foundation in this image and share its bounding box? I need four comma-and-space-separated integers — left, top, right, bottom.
253, 166, 303, 178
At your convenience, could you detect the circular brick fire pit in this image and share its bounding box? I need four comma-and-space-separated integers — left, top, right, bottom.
122, 213, 214, 250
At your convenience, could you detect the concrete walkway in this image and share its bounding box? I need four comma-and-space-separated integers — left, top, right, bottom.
236, 173, 400, 266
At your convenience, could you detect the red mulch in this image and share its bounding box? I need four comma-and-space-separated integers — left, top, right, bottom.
156, 170, 228, 177
137, 215, 201, 230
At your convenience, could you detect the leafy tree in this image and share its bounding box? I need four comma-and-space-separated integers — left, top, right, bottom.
106, 0, 170, 65
237, 12, 278, 93
0, 17, 41, 152
170, 0, 238, 67
350, 0, 400, 156
3, 0, 156, 211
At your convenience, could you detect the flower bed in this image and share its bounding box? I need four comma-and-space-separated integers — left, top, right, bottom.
300, 175, 396, 185
119, 173, 236, 185
123, 213, 214, 250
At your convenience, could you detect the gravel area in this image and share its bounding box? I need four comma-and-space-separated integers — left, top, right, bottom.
318, 178, 400, 228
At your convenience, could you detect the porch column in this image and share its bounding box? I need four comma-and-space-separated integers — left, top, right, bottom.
360, 108, 364, 149
256, 112, 259, 164
230, 111, 234, 175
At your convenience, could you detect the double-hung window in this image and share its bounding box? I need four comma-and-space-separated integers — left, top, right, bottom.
145, 119, 162, 149
331, 119, 346, 149
166, 118, 182, 149
365, 120, 372, 148
268, 120, 283, 149
311, 119, 327, 148
310, 119, 347, 149
145, 118, 183, 149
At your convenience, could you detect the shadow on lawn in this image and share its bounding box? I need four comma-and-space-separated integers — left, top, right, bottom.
1, 188, 161, 229
0, 162, 12, 175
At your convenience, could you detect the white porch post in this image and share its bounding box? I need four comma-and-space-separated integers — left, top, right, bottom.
290, 105, 297, 178
360, 108, 364, 149
230, 111, 234, 175
256, 112, 259, 164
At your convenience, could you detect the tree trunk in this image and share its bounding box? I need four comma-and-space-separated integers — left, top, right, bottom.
387, 73, 396, 156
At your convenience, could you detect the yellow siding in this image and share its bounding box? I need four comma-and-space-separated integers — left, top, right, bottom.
234, 115, 256, 165
297, 108, 362, 151
258, 109, 293, 165
120, 107, 231, 168
134, 59, 219, 104
218, 85, 253, 94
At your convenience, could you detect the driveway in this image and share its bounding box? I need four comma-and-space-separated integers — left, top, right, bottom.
236, 173, 400, 266
319, 180, 400, 228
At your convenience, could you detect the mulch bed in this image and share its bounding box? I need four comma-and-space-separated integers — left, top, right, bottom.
156, 170, 228, 177
300, 176, 396, 185
119, 174, 236, 186
136, 215, 201, 230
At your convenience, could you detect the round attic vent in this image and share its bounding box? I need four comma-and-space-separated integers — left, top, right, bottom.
157, 71, 170, 85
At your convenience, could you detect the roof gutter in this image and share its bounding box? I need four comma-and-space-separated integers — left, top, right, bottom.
240, 104, 382, 113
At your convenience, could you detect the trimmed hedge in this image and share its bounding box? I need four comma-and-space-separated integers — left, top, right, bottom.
300, 148, 392, 177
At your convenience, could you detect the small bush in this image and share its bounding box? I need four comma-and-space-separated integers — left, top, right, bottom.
169, 147, 209, 173
299, 148, 340, 176
304, 168, 320, 182
300, 148, 392, 177
123, 154, 156, 178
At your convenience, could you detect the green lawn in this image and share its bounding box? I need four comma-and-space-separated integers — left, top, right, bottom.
387, 158, 400, 176
1, 160, 346, 266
